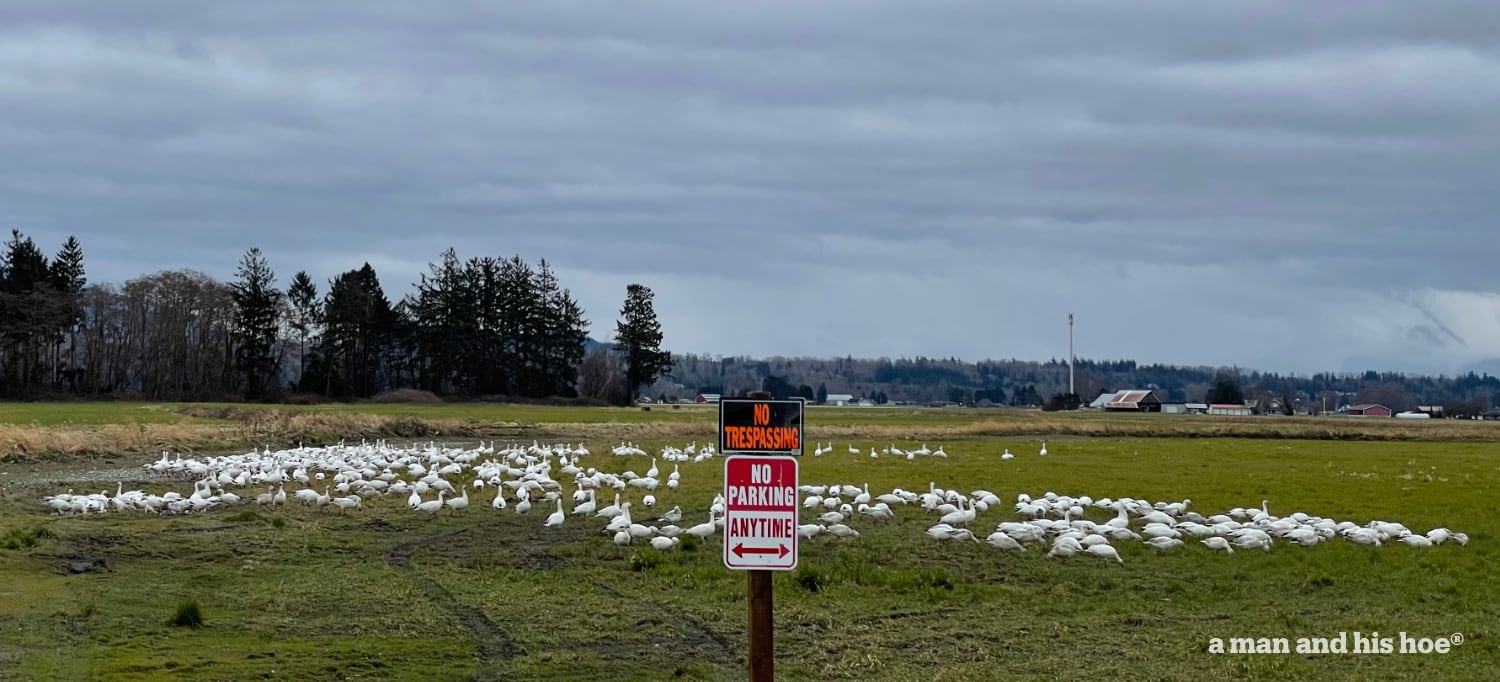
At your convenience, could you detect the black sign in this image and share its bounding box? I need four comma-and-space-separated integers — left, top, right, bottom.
718, 398, 805, 456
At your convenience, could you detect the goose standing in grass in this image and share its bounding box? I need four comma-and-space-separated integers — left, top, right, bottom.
1398, 532, 1432, 547
824, 524, 860, 538
596, 493, 622, 519
1048, 537, 1081, 558
1201, 537, 1234, 554
985, 532, 1025, 551
1085, 543, 1122, 563
416, 491, 446, 515
573, 490, 597, 516
1145, 537, 1184, 551
545, 499, 566, 528
446, 487, 470, 515
685, 511, 717, 540
332, 495, 362, 514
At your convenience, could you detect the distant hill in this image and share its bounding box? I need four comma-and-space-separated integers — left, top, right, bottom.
634, 351, 1500, 413
583, 337, 611, 352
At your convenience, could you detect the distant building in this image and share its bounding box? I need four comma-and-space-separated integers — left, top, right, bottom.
1162, 403, 1187, 414
1208, 403, 1253, 416
824, 393, 855, 406
1185, 403, 1209, 414
1088, 391, 1118, 409
1104, 390, 1163, 412
695, 393, 721, 404
1347, 403, 1392, 417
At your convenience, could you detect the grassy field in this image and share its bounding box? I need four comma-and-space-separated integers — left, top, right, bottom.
0, 405, 1496, 680
6, 401, 1500, 461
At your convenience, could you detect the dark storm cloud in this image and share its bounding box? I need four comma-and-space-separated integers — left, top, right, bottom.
3, 1, 1500, 374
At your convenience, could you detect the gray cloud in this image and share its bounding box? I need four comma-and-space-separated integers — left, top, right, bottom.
4, 1, 1500, 375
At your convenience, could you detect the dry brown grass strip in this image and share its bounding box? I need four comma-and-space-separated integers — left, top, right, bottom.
0, 409, 524, 461
0, 423, 249, 460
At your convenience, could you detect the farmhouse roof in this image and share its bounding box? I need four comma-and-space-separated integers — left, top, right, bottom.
1105, 389, 1160, 408
1348, 403, 1386, 410
1089, 391, 1119, 408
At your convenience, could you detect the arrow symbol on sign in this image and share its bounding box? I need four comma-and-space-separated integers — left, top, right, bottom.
732, 543, 789, 559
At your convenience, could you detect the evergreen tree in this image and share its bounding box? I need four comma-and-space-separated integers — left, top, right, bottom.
48, 236, 86, 389
286, 271, 320, 391
0, 229, 54, 392
496, 256, 540, 396
816, 382, 827, 405
534, 259, 588, 397
49, 237, 86, 293
614, 283, 673, 403
408, 249, 471, 393
230, 247, 283, 399
1207, 371, 1245, 405
465, 255, 504, 395
761, 375, 795, 399
797, 384, 814, 401
316, 264, 394, 397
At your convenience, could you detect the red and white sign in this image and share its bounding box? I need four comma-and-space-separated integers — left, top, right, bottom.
723, 455, 799, 571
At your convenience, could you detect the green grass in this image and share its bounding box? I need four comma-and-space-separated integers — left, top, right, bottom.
0, 407, 1496, 679
169, 599, 203, 628
0, 403, 218, 426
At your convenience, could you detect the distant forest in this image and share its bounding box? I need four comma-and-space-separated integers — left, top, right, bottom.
646, 355, 1500, 418
5, 228, 1500, 417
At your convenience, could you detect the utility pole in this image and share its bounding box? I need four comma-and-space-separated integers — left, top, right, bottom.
1068, 313, 1075, 397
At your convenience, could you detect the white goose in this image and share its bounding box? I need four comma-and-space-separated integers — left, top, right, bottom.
545, 499, 566, 528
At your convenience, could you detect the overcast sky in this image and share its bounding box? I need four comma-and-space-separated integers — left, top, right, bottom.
4, 1, 1499, 376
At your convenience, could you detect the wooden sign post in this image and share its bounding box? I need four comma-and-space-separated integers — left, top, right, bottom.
719, 393, 803, 682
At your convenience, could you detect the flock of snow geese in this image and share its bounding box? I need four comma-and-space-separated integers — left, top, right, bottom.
36, 439, 1468, 564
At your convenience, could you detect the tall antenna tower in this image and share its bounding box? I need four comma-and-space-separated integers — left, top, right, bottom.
1068, 313, 1075, 397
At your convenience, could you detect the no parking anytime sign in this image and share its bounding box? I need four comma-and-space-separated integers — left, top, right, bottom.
722, 455, 799, 571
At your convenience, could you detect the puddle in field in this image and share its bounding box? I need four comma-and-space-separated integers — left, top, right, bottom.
0, 458, 169, 495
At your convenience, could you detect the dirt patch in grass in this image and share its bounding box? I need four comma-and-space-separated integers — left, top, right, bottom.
589, 578, 738, 663
387, 528, 521, 678
358, 518, 402, 533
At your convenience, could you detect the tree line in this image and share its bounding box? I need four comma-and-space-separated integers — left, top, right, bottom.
0, 231, 673, 403
646, 353, 1500, 417
10, 227, 1496, 414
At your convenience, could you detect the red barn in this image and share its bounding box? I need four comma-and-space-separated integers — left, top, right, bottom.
1347, 403, 1392, 417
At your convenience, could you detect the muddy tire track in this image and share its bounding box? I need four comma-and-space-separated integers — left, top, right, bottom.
387, 529, 522, 679
591, 576, 738, 663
